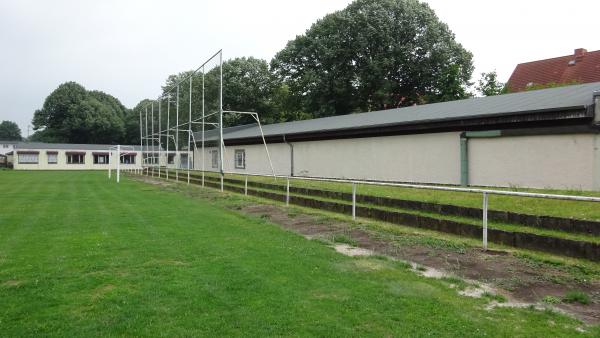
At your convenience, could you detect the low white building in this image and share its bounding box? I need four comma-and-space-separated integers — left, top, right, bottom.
12, 143, 154, 170
194, 82, 600, 191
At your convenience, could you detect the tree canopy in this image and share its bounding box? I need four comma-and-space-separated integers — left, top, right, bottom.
271, 0, 474, 118
476, 71, 506, 96
0, 120, 22, 140
31, 82, 137, 144
32, 0, 478, 144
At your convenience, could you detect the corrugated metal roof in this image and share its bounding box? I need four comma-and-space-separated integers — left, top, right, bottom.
15, 142, 161, 151
195, 81, 600, 142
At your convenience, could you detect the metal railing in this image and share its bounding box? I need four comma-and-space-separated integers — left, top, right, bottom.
130, 168, 600, 250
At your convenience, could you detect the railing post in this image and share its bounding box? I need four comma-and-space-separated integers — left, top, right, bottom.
352, 182, 356, 220
482, 192, 488, 251
245, 175, 248, 196
220, 173, 224, 192
286, 178, 290, 206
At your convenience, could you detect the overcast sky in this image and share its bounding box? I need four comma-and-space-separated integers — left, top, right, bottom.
1, 0, 599, 136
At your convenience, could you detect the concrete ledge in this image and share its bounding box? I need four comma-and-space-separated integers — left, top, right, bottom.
174, 174, 599, 261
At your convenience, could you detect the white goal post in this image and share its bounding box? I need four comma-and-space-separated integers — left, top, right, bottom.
108, 145, 136, 183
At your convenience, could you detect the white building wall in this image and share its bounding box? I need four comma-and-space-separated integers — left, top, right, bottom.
13, 149, 144, 170
469, 134, 596, 190
196, 132, 461, 184
293, 132, 461, 184
0, 142, 17, 155
195, 143, 292, 176
193, 132, 599, 190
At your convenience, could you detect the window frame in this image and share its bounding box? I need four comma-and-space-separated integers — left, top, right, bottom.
120, 154, 136, 164
234, 149, 246, 169
47, 151, 58, 164
17, 151, 39, 164
93, 153, 109, 165
143, 153, 157, 165
66, 152, 85, 165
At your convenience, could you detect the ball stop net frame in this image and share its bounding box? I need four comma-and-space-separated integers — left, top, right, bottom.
136, 50, 275, 189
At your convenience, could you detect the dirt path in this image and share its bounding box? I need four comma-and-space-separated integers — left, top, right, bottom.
241, 204, 600, 324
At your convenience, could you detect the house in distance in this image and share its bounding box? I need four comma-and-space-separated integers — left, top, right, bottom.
507, 48, 600, 92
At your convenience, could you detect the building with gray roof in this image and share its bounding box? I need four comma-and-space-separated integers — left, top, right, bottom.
194, 82, 600, 190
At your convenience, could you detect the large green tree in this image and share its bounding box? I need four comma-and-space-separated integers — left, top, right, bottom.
0, 120, 22, 140
32, 82, 127, 144
271, 0, 474, 118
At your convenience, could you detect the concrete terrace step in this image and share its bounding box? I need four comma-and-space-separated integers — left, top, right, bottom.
156, 169, 600, 235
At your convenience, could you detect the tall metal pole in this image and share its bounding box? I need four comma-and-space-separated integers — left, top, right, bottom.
158, 99, 161, 178
202, 65, 205, 187
352, 182, 357, 220
483, 192, 488, 251
139, 109, 142, 174
116, 145, 121, 183
219, 50, 224, 192
166, 96, 170, 180
187, 76, 193, 184
108, 151, 111, 179
151, 102, 155, 177
145, 107, 148, 174
176, 85, 179, 181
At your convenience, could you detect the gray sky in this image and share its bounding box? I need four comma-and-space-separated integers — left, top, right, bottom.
1, 0, 600, 136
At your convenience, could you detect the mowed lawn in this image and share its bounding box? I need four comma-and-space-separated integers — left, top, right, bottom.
0, 171, 596, 337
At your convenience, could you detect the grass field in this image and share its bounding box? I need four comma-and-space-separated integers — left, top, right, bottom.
0, 171, 598, 336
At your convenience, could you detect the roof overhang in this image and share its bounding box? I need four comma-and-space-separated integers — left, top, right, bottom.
218, 106, 592, 146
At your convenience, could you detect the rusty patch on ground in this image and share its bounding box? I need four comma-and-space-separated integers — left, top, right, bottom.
241, 203, 600, 324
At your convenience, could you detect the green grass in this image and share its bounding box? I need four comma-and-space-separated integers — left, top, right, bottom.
190, 170, 600, 221
563, 291, 591, 305
0, 171, 597, 337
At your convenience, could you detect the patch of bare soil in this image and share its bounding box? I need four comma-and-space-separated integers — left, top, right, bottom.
133, 174, 175, 187
242, 203, 600, 324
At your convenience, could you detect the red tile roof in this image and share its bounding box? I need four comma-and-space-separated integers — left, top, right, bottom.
507, 48, 600, 92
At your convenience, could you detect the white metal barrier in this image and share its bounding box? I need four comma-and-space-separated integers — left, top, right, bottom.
224, 171, 600, 251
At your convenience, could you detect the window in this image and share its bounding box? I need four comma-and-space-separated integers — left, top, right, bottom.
47, 152, 57, 164
234, 149, 245, 169
3, 144, 8, 148
143, 153, 157, 165
180, 154, 189, 169
18, 153, 38, 164
93, 153, 109, 164
121, 154, 135, 164
67, 153, 85, 164
211, 150, 219, 168
168, 154, 175, 164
